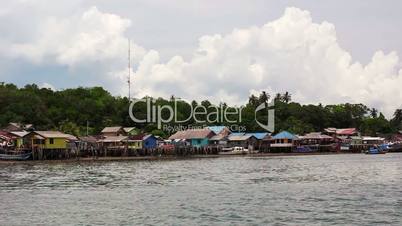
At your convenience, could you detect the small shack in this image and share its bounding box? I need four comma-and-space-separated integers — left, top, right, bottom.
123, 127, 138, 135
100, 126, 126, 137
299, 132, 334, 145
169, 128, 215, 147
98, 136, 128, 149
270, 131, 297, 152
129, 134, 158, 149
26, 131, 69, 150
227, 133, 258, 149
324, 128, 359, 137
247, 132, 271, 151
209, 134, 229, 147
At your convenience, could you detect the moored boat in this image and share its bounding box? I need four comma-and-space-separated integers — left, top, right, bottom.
219, 147, 249, 155
0, 149, 32, 161
365, 144, 389, 155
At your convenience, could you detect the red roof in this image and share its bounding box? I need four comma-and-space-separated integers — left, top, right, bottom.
0, 131, 17, 140
392, 134, 402, 142
336, 128, 358, 135
130, 134, 146, 140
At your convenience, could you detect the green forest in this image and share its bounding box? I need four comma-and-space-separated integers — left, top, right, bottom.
1, 83, 401, 137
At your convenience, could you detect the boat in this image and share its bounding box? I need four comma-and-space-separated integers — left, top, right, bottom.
219, 147, 249, 155
365, 144, 389, 155
0, 151, 32, 160
294, 146, 314, 153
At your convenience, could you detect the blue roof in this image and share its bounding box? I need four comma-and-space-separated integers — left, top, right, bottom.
207, 126, 227, 134
246, 132, 269, 140
229, 132, 245, 137
273, 131, 296, 140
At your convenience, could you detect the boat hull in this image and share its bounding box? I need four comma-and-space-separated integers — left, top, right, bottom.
0, 152, 32, 161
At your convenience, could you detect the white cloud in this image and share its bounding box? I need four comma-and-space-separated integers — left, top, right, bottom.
8, 6, 146, 66
40, 82, 56, 91
2, 5, 401, 117
128, 7, 402, 117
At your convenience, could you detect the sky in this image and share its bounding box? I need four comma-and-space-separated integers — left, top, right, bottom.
0, 0, 402, 117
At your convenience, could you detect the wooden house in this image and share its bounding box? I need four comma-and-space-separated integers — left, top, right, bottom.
169, 129, 215, 147
227, 133, 258, 149
98, 136, 128, 149
324, 128, 359, 138
270, 131, 297, 152
209, 134, 229, 147
9, 131, 29, 149
362, 136, 385, 145
26, 131, 69, 149
129, 134, 158, 149
298, 132, 334, 145
100, 126, 126, 137
246, 133, 271, 150
207, 126, 231, 136
123, 127, 138, 135
143, 135, 157, 149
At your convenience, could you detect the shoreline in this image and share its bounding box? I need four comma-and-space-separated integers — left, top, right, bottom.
0, 152, 366, 164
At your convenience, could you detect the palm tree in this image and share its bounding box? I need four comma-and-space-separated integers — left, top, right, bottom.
391, 109, 402, 130
283, 91, 292, 104
274, 93, 282, 102
370, 108, 378, 118
259, 91, 270, 104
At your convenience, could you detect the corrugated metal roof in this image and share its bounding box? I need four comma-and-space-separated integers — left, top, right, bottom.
99, 136, 128, 142
65, 134, 78, 141
129, 134, 155, 141
228, 134, 255, 141
209, 134, 228, 141
246, 132, 269, 140
169, 129, 215, 140
324, 128, 358, 135
272, 131, 297, 140
300, 132, 333, 140
34, 131, 69, 138
130, 134, 146, 141
230, 132, 246, 136
101, 127, 123, 133
123, 127, 136, 133
336, 128, 358, 135
10, 131, 29, 137
78, 136, 98, 143
207, 126, 227, 134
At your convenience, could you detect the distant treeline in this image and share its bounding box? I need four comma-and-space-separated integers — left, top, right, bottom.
0, 83, 401, 137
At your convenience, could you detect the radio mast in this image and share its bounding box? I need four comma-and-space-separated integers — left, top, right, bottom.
128, 39, 131, 101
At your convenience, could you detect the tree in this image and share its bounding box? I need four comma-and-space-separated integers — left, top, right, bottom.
370, 108, 378, 118
283, 91, 292, 104
391, 109, 402, 130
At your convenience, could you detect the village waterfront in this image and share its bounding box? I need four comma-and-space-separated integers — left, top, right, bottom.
1, 153, 402, 225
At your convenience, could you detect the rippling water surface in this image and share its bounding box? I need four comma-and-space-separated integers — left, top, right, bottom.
1, 154, 402, 225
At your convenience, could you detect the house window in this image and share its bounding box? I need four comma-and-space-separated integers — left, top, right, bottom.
50, 138, 54, 144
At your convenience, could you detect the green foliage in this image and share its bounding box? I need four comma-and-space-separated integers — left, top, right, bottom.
0, 83, 399, 136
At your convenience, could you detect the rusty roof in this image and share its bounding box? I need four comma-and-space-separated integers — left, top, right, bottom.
101, 127, 123, 133
33, 131, 69, 138
228, 134, 255, 141
169, 129, 215, 140
98, 136, 128, 142
300, 132, 333, 140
